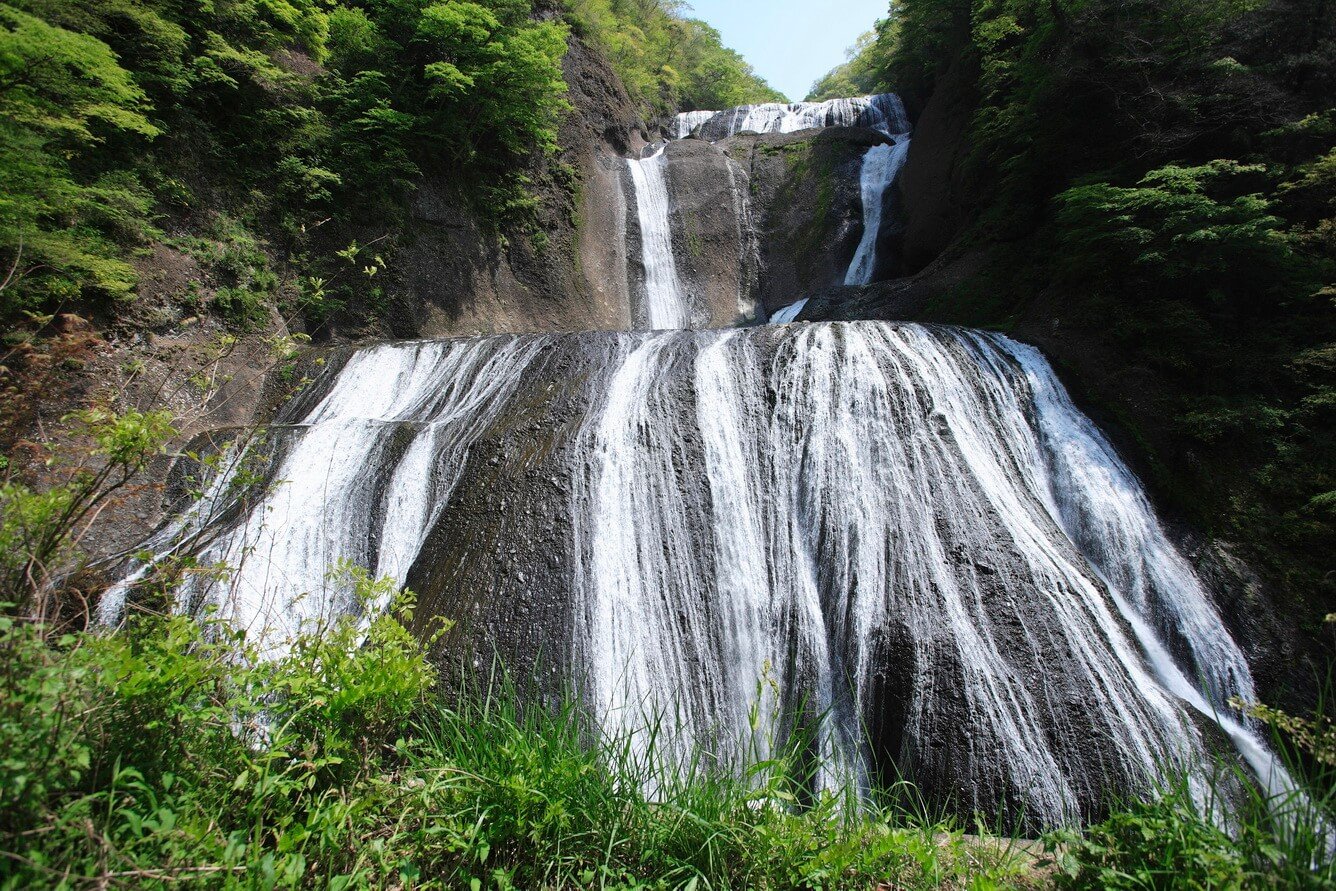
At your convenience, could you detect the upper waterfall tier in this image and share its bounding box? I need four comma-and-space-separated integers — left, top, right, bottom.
625, 147, 692, 329
621, 94, 913, 330
671, 94, 910, 141
107, 321, 1279, 827
844, 139, 912, 286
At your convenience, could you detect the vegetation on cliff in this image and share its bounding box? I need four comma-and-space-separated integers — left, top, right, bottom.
565, 0, 785, 114
0, 0, 782, 369
0, 0, 572, 340
812, 0, 1336, 654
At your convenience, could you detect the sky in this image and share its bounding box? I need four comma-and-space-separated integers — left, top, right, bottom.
683, 0, 888, 102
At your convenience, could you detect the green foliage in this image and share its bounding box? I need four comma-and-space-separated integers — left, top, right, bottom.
212, 286, 271, 328
416, 0, 571, 160
0, 408, 177, 620
1055, 162, 1298, 306
0, 600, 1030, 889
1235, 686, 1336, 768
566, 0, 785, 114
1048, 783, 1253, 889
1051, 796, 1248, 888
0, 4, 158, 314
276, 561, 442, 770
1055, 674, 1336, 888
0, 583, 434, 887
1047, 765, 1336, 889
807, 0, 968, 107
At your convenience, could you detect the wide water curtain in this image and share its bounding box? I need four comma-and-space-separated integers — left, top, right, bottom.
114, 87, 1284, 827
568, 323, 1273, 821
674, 94, 910, 140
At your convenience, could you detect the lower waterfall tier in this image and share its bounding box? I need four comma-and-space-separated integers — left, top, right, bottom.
110, 321, 1274, 827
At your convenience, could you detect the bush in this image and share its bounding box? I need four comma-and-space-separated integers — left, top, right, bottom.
0, 581, 1032, 889
0, 5, 158, 317
1055, 162, 1300, 311
1047, 768, 1336, 889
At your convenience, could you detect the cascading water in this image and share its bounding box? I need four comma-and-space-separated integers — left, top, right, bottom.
768, 297, 809, 324
110, 319, 1286, 825
625, 146, 691, 330
672, 110, 717, 140
660, 93, 914, 300
674, 93, 910, 141
101, 336, 549, 651
108, 87, 1290, 828
844, 138, 912, 286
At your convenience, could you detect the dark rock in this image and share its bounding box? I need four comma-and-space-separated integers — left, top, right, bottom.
898, 54, 980, 272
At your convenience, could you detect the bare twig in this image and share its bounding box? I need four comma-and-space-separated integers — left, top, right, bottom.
0, 235, 23, 294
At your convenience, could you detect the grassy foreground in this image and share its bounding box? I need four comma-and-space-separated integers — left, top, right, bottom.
0, 581, 1332, 889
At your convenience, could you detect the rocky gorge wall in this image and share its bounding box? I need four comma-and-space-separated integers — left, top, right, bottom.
384, 37, 645, 338
794, 60, 1320, 712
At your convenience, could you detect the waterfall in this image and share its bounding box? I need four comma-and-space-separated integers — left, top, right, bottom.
672, 110, 717, 139
112, 321, 1285, 823
103, 336, 548, 653
660, 94, 914, 293
570, 323, 1264, 822
673, 93, 911, 142
625, 146, 691, 330
768, 297, 808, 323
844, 139, 911, 286
107, 83, 1289, 828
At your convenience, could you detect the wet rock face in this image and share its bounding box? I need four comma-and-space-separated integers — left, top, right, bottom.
406, 335, 614, 685
387, 36, 644, 339
723, 128, 895, 315
898, 54, 979, 272
652, 139, 760, 327
626, 127, 892, 325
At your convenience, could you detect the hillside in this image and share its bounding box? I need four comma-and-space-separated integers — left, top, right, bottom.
2, 0, 1336, 887
803, 0, 1336, 703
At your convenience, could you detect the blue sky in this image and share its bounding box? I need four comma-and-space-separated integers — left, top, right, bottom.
684, 0, 889, 102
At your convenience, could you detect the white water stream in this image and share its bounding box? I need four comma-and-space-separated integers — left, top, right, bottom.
625, 146, 692, 329
108, 87, 1293, 827
845, 139, 912, 285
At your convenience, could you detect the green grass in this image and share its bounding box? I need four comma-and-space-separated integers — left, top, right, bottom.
3, 573, 1334, 889
0, 582, 1030, 890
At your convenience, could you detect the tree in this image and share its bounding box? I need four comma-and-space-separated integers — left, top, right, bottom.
0, 5, 158, 314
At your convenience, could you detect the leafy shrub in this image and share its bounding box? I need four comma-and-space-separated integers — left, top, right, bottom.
0, 584, 1029, 889
1047, 782, 1253, 889
1055, 162, 1298, 309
